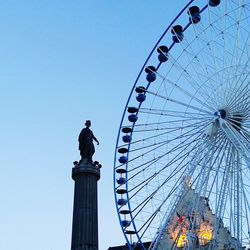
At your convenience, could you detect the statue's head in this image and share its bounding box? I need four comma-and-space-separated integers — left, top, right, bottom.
85, 120, 91, 127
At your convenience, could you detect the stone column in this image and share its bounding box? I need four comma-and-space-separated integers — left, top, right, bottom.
71, 161, 100, 250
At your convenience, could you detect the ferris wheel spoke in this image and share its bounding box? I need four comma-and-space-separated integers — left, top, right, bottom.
221, 8, 249, 67
130, 184, 181, 243
138, 110, 210, 119
152, 137, 213, 205
130, 171, 181, 219
219, 119, 250, 169
136, 210, 159, 237
226, 57, 250, 94
230, 18, 250, 73
170, 12, 230, 92
224, 67, 250, 109
215, 144, 234, 217
144, 89, 211, 114
238, 166, 250, 244
132, 118, 209, 127
232, 151, 243, 245
224, 75, 250, 110
206, 6, 248, 103
211, 145, 235, 247
122, 128, 195, 150
167, 45, 224, 108
203, 10, 222, 84
194, 134, 229, 198
139, 108, 209, 117
127, 141, 200, 189
117, 127, 205, 171
128, 119, 210, 148
128, 137, 207, 211
132, 119, 206, 130
128, 131, 204, 180
166, 54, 217, 105
154, 73, 215, 112
221, 1, 231, 74
228, 6, 242, 67
131, 166, 188, 221
242, 185, 250, 242
227, 118, 250, 137
132, 125, 201, 133
132, 119, 210, 133
240, 129, 250, 143
206, 139, 231, 200
228, 91, 250, 114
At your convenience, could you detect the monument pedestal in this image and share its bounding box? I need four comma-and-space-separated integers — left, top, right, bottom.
71, 161, 100, 250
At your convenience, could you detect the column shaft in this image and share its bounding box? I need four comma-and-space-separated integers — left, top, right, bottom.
71, 163, 100, 250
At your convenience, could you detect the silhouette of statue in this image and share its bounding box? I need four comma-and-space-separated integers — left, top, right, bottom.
78, 120, 99, 163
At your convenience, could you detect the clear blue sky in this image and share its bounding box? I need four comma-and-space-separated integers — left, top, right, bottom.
0, 1, 186, 249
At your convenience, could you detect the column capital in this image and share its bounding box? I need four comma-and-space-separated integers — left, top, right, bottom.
72, 161, 101, 180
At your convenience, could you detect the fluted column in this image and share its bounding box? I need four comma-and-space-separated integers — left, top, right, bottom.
71, 162, 100, 250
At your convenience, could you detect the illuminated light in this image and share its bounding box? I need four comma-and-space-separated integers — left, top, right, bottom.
198, 229, 212, 246
178, 216, 183, 223
177, 234, 187, 248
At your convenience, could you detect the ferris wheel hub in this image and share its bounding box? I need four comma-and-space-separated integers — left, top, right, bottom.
218, 109, 226, 119
214, 109, 226, 119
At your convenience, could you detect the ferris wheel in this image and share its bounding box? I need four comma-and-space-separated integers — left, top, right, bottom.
114, 0, 250, 249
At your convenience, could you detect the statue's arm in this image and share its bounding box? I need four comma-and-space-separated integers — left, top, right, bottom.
93, 134, 99, 145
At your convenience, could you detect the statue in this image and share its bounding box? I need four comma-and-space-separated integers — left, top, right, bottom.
78, 120, 99, 163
